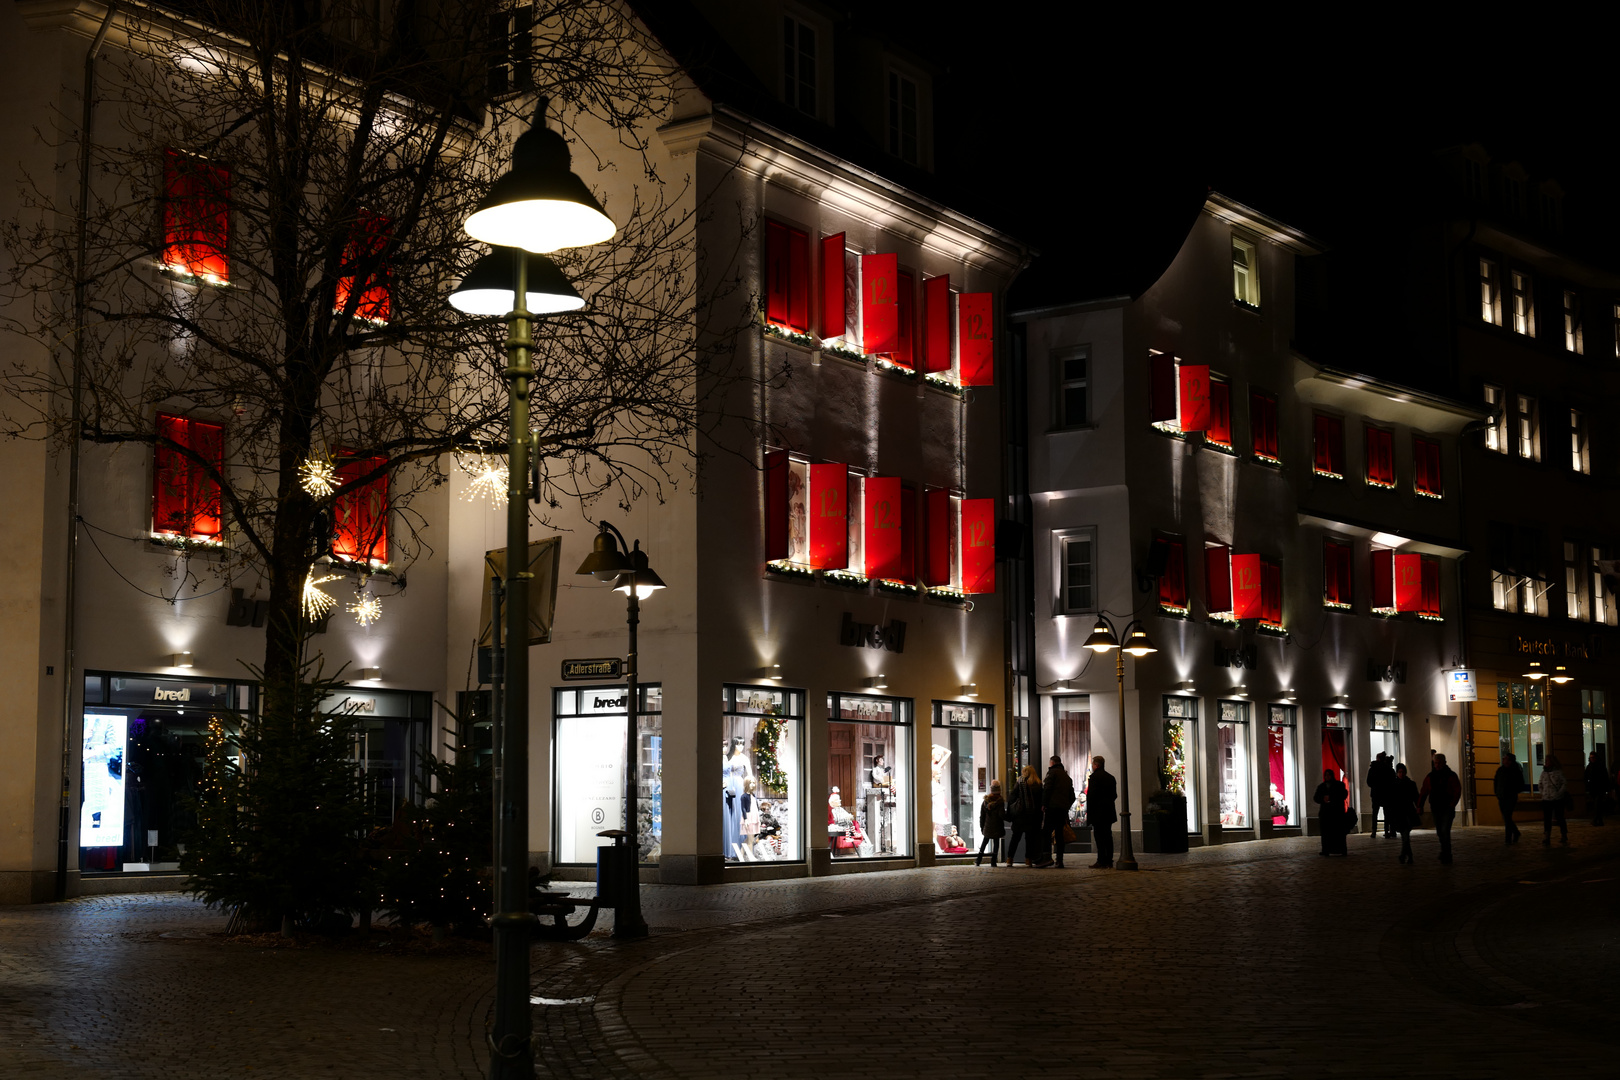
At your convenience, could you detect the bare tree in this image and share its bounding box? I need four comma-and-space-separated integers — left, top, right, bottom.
0, 0, 755, 704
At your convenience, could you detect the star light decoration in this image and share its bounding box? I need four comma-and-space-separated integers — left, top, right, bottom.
299, 455, 337, 498
301, 570, 339, 619
459, 450, 509, 506
349, 592, 382, 627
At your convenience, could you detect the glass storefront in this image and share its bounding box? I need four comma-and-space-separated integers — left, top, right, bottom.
1266, 705, 1299, 826
1321, 708, 1352, 812
827, 693, 913, 859
553, 684, 662, 865
930, 701, 994, 853
1370, 711, 1399, 766
319, 687, 433, 828
1581, 689, 1608, 767
722, 685, 805, 863
79, 673, 255, 874
1162, 695, 1198, 832
1054, 694, 1091, 828
1497, 680, 1546, 791
1216, 700, 1251, 829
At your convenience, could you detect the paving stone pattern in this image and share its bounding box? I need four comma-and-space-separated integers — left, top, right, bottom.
2, 825, 1616, 1079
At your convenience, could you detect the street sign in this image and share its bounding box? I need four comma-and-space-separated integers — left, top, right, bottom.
562, 657, 625, 681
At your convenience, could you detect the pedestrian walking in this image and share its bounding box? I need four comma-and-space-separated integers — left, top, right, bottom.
1367, 752, 1396, 838
1494, 751, 1525, 843
1086, 756, 1118, 869
1390, 763, 1421, 864
976, 781, 1005, 866
1418, 753, 1462, 863
1040, 756, 1076, 868
1584, 751, 1609, 827
1006, 765, 1044, 867
1313, 769, 1350, 856
1541, 755, 1570, 845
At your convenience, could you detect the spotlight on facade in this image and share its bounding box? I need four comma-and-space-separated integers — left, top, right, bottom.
961, 683, 978, 697
760, 664, 783, 680
170, 651, 193, 668
1053, 678, 1074, 691
357, 667, 381, 681
867, 675, 888, 689
1179, 680, 1196, 695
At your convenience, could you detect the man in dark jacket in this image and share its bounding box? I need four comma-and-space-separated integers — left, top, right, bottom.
1494, 751, 1525, 843
1041, 757, 1076, 868
1086, 756, 1118, 869
1585, 751, 1610, 826
1418, 753, 1463, 863
1367, 753, 1396, 838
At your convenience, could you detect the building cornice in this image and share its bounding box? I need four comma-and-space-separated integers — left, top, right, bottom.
1204, 192, 1326, 256
1292, 354, 1490, 435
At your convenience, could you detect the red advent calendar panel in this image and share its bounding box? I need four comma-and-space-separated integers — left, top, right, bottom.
1231, 553, 1263, 620
958, 292, 993, 386
1178, 364, 1210, 432
861, 253, 899, 355
960, 497, 995, 593
863, 476, 904, 580
923, 275, 951, 374
807, 463, 848, 570
1394, 552, 1423, 612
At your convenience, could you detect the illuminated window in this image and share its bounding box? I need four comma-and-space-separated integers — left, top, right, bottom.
1312, 413, 1344, 479
1570, 409, 1589, 474
486, 5, 534, 96
1419, 555, 1441, 619
334, 209, 392, 325
1260, 558, 1283, 629
1250, 391, 1279, 462
887, 71, 919, 164
782, 16, 817, 116
333, 454, 389, 566
1413, 436, 1443, 498
1056, 346, 1089, 427
1593, 546, 1615, 626
1365, 425, 1394, 488
1564, 290, 1584, 354
1613, 302, 1620, 360
1566, 541, 1584, 620
1232, 237, 1260, 309
152, 413, 224, 541
1515, 394, 1539, 460
1205, 377, 1232, 449
1057, 528, 1096, 614
764, 219, 810, 333
1483, 384, 1506, 452
1480, 257, 1501, 325
1511, 269, 1535, 336
1323, 539, 1353, 609
162, 150, 230, 285
1155, 536, 1188, 614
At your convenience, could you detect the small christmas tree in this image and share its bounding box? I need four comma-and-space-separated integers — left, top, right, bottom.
754, 709, 788, 796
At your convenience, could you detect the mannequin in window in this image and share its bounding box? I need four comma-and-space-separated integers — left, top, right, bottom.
723, 736, 751, 858
931, 743, 953, 835
828, 786, 865, 855
739, 777, 761, 859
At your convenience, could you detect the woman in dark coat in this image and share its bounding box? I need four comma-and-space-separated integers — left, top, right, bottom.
1313, 768, 1350, 856
976, 780, 1006, 866
1389, 763, 1422, 864
1007, 765, 1044, 867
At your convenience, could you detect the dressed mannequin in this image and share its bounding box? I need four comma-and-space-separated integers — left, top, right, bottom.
931, 744, 953, 836
740, 777, 760, 852
828, 786, 865, 856
723, 736, 752, 858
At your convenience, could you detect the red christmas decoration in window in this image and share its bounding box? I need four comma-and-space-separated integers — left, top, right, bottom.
960, 497, 995, 594
1313, 414, 1345, 477
152, 413, 224, 540
1413, 436, 1443, 497
1366, 426, 1395, 488
1250, 392, 1279, 461
333, 454, 390, 565
162, 150, 230, 284
1206, 380, 1232, 447
766, 219, 810, 333
334, 210, 393, 324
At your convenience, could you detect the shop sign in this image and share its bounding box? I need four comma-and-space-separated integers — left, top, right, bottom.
1444, 668, 1478, 702
562, 658, 625, 681
1365, 660, 1407, 684
1214, 643, 1257, 669
1515, 635, 1595, 660
108, 677, 231, 707
840, 611, 906, 653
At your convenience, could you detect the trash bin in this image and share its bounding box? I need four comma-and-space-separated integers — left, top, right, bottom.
1143, 793, 1189, 854
596, 829, 632, 908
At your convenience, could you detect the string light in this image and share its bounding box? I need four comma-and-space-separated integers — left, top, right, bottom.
349, 593, 382, 626
301, 570, 339, 619
459, 451, 509, 506
299, 456, 337, 497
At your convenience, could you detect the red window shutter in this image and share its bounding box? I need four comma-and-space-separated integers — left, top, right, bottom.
1178, 364, 1210, 432
787, 227, 809, 332
894, 271, 915, 369
1232, 553, 1263, 619
1206, 544, 1232, 613
807, 463, 848, 570
1370, 549, 1394, 609
1150, 353, 1177, 424
1158, 540, 1187, 610
1394, 552, 1423, 612
1251, 393, 1279, 459
923, 488, 952, 587
765, 221, 789, 327
1207, 381, 1232, 446
899, 485, 916, 582
863, 477, 904, 579
923, 275, 951, 373
1420, 555, 1441, 616
1261, 560, 1283, 625
1365, 427, 1394, 487
764, 450, 788, 561
1314, 415, 1344, 475
335, 209, 393, 323
820, 233, 846, 339
861, 253, 900, 354
958, 292, 994, 386
1414, 437, 1442, 496
960, 497, 995, 594
1324, 541, 1353, 606
153, 413, 223, 540
162, 150, 231, 283
333, 455, 389, 564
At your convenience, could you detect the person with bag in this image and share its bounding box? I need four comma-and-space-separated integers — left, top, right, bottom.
1389, 763, 1422, 864
1540, 755, 1570, 845
1494, 751, 1525, 844
1040, 756, 1076, 869
1584, 751, 1609, 827
1418, 753, 1462, 863
1086, 756, 1118, 869
976, 780, 1006, 866
1313, 769, 1350, 856
1006, 765, 1043, 867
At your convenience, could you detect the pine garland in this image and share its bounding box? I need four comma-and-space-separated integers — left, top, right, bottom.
754, 709, 788, 795
1161, 718, 1187, 795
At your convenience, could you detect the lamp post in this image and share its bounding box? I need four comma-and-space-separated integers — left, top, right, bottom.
450, 100, 614, 1080
1083, 615, 1158, 871
575, 521, 664, 940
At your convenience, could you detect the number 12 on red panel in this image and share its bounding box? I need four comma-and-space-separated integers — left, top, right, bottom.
861, 253, 899, 356
960, 498, 995, 593
957, 293, 994, 386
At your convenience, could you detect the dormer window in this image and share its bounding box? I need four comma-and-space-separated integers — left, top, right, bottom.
1232, 236, 1260, 309
888, 71, 919, 164
783, 16, 817, 117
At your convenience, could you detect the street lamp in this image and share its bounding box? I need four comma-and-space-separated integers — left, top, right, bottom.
1083, 615, 1158, 871
575, 521, 663, 940
453, 99, 615, 1080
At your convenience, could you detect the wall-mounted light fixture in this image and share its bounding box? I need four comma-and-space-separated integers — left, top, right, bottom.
170, 652, 194, 668
761, 664, 783, 681
1231, 684, 1248, 697
960, 683, 978, 697
357, 667, 381, 681
1053, 679, 1074, 692
867, 675, 888, 690
1179, 680, 1197, 695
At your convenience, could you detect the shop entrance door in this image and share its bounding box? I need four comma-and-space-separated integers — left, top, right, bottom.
1321, 727, 1350, 811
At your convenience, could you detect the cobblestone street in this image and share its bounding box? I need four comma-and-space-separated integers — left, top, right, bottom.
3, 823, 1617, 1079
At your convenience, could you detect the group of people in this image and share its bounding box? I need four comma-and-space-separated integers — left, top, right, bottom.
1493, 748, 1613, 844
974, 755, 1118, 869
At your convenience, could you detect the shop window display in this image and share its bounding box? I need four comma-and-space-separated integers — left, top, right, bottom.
1216, 701, 1251, 828
1497, 680, 1546, 790
1161, 695, 1198, 832
930, 701, 994, 853
827, 693, 913, 858
722, 685, 804, 863
1321, 708, 1353, 812
1267, 705, 1299, 826
554, 685, 662, 865
1055, 695, 1091, 828
1371, 711, 1399, 766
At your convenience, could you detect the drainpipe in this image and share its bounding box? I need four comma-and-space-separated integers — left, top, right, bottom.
56, 2, 118, 903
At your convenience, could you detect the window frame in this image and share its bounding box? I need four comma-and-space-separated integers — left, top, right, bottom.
1155, 534, 1189, 616
1483, 384, 1507, 453
151, 412, 225, 542
764, 217, 811, 335
1364, 424, 1395, 489
1569, 408, 1589, 474
1231, 235, 1261, 310
1564, 540, 1585, 621
886, 68, 920, 165
1323, 538, 1353, 610
161, 149, 231, 286
1413, 435, 1443, 499
1312, 412, 1345, 480
1515, 393, 1540, 461
1053, 345, 1090, 429
781, 13, 819, 119
1480, 256, 1501, 326
1564, 289, 1584, 354
1205, 376, 1233, 450
1250, 390, 1280, 464
1510, 268, 1536, 337
1054, 527, 1098, 616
